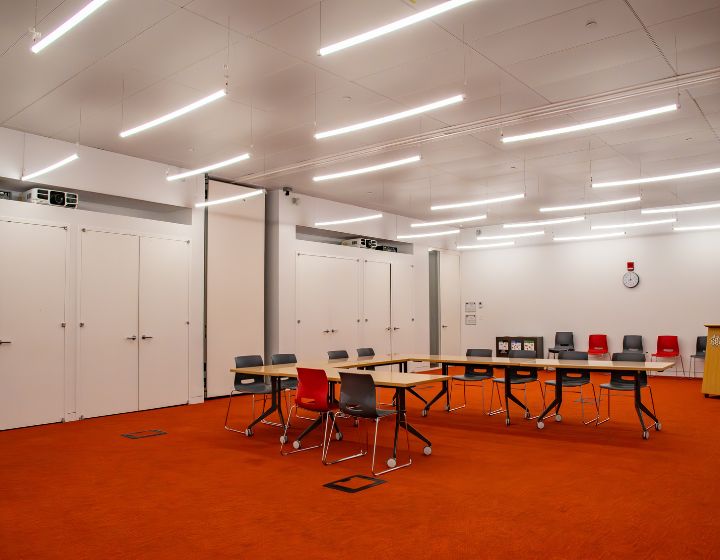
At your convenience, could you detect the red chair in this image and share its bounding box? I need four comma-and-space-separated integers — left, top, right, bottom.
587, 334, 609, 358
280, 368, 342, 457
652, 336, 685, 375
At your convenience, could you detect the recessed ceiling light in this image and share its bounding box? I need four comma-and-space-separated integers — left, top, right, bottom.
641, 201, 720, 214
592, 166, 720, 188
314, 94, 464, 139
313, 155, 420, 182
317, 0, 477, 56
21, 153, 79, 181
476, 230, 544, 241
502, 104, 677, 144
457, 241, 515, 250
673, 224, 720, 232
315, 213, 383, 227
31, 0, 111, 53
539, 196, 641, 213
591, 218, 676, 230
167, 153, 250, 181
554, 232, 626, 242
431, 193, 525, 211
120, 89, 226, 138
195, 189, 264, 208
503, 216, 585, 228
411, 214, 487, 228
397, 229, 459, 239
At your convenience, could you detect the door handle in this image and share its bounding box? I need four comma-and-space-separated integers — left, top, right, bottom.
126, 336, 137, 341
0, 340, 11, 345
141, 335, 153, 340
330, 329, 337, 333
385, 327, 391, 331
322, 330, 330, 334
441, 325, 448, 328
393, 327, 400, 331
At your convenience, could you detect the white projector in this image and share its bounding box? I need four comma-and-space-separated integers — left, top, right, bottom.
24, 188, 78, 208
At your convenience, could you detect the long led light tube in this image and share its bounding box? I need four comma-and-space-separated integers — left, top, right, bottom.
554, 232, 626, 242
540, 196, 641, 213
503, 216, 585, 229
431, 193, 525, 211
397, 229, 459, 239
195, 189, 264, 208
318, 0, 477, 56
642, 201, 720, 214
458, 241, 515, 250
411, 214, 487, 228
502, 104, 677, 144
21, 153, 79, 181
120, 89, 226, 138
167, 153, 250, 181
315, 214, 383, 227
673, 224, 720, 232
313, 155, 420, 182
31, 0, 111, 53
476, 230, 544, 241
592, 166, 720, 188
591, 218, 676, 230
315, 94, 464, 140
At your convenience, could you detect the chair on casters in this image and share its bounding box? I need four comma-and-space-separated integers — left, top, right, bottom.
587, 334, 609, 359
271, 353, 306, 419
491, 350, 546, 423
548, 332, 574, 358
225, 355, 274, 437
652, 335, 685, 376
325, 372, 411, 475
357, 347, 376, 370
328, 350, 349, 360
280, 368, 343, 458
544, 350, 598, 425
449, 349, 500, 413
622, 335, 644, 353
690, 336, 707, 377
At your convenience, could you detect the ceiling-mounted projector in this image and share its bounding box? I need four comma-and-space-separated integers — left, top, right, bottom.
24, 188, 78, 208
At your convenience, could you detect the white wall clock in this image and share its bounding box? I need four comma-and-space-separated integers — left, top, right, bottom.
622, 271, 640, 288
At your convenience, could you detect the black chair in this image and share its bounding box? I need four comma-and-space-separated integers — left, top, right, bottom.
491, 349, 545, 422
224, 355, 272, 436
270, 353, 298, 391
622, 335, 644, 353
449, 349, 499, 413
328, 350, 349, 360
597, 352, 656, 430
544, 350, 598, 424
325, 372, 410, 475
690, 336, 707, 377
548, 332, 575, 357
357, 347, 376, 370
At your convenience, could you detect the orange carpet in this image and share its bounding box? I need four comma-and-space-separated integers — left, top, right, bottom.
1, 371, 719, 559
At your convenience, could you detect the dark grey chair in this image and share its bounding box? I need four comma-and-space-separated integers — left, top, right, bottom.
224, 355, 272, 436
622, 335, 644, 353
491, 349, 545, 421
544, 350, 598, 424
325, 372, 410, 475
449, 349, 499, 413
271, 353, 298, 390
690, 336, 707, 377
357, 347, 375, 358
328, 349, 349, 360
597, 352, 655, 428
548, 332, 575, 357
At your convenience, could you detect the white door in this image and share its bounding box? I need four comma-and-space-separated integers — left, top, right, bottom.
296, 254, 332, 361
439, 252, 461, 355
0, 220, 66, 430
328, 257, 360, 358
78, 230, 139, 419
362, 260, 391, 356
391, 262, 416, 355
139, 237, 189, 410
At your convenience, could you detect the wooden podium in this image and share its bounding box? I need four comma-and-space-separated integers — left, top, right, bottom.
702, 324, 720, 397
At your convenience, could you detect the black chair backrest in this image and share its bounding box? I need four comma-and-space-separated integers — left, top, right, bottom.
508, 350, 537, 359
610, 352, 647, 386
558, 350, 588, 360
697, 336, 707, 353
233, 355, 265, 386
622, 335, 644, 352
271, 353, 297, 365
507, 349, 538, 381
557, 350, 589, 382
328, 350, 349, 360
357, 347, 375, 357
465, 348, 492, 375
555, 331, 574, 346
612, 352, 645, 362
339, 372, 378, 419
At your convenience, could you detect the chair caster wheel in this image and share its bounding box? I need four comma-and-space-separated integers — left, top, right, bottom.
642, 430, 650, 440
444, 405, 450, 412
555, 414, 562, 422
423, 446, 432, 456
655, 422, 662, 431
537, 421, 544, 429
279, 435, 288, 444
421, 409, 428, 417
293, 440, 302, 449
524, 410, 531, 419
335, 431, 343, 441
387, 458, 397, 468
245, 428, 253, 437
505, 418, 511, 426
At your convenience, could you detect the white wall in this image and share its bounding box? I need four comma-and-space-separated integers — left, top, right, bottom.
460, 231, 720, 373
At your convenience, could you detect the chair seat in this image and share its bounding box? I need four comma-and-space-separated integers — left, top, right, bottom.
282, 378, 298, 390
652, 351, 679, 358
588, 349, 607, 354
546, 378, 590, 387
600, 381, 647, 391
691, 353, 706, 359
296, 397, 339, 413
548, 346, 574, 353
493, 377, 537, 385
453, 373, 493, 382
234, 383, 272, 394
342, 405, 396, 419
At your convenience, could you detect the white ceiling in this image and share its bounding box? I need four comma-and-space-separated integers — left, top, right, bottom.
1, 0, 720, 227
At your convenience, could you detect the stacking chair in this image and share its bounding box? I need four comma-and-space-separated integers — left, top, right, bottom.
587, 334, 609, 358
491, 349, 545, 422
690, 336, 707, 377
328, 350, 349, 360
280, 368, 343, 458
325, 371, 410, 475
270, 353, 299, 390
651, 335, 685, 375
596, 352, 656, 431
544, 350, 598, 424
548, 332, 575, 357
224, 355, 273, 436
357, 347, 376, 370
449, 349, 500, 413
622, 335, 644, 353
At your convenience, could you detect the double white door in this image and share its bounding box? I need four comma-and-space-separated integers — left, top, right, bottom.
78, 230, 189, 419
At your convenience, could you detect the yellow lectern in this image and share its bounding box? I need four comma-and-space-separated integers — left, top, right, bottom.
702, 324, 720, 397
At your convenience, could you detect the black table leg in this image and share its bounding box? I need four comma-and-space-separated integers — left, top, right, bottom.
504, 369, 531, 425
396, 388, 432, 454
537, 369, 563, 427
635, 373, 660, 438
246, 377, 284, 434
422, 363, 449, 416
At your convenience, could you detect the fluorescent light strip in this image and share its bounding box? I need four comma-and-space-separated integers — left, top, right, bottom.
318, 0, 476, 56
673, 224, 720, 232
167, 153, 250, 181
503, 216, 585, 229
315, 95, 464, 140
411, 214, 486, 228
476, 230, 544, 241
397, 229, 459, 239
642, 201, 720, 214
31, 0, 111, 53
458, 241, 515, 250
540, 196, 641, 213
315, 214, 383, 227
120, 89, 226, 138
195, 189, 264, 208
21, 153, 79, 181
313, 155, 420, 182
502, 104, 677, 144
431, 193, 525, 211
593, 166, 720, 188
591, 218, 676, 230
554, 232, 626, 242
